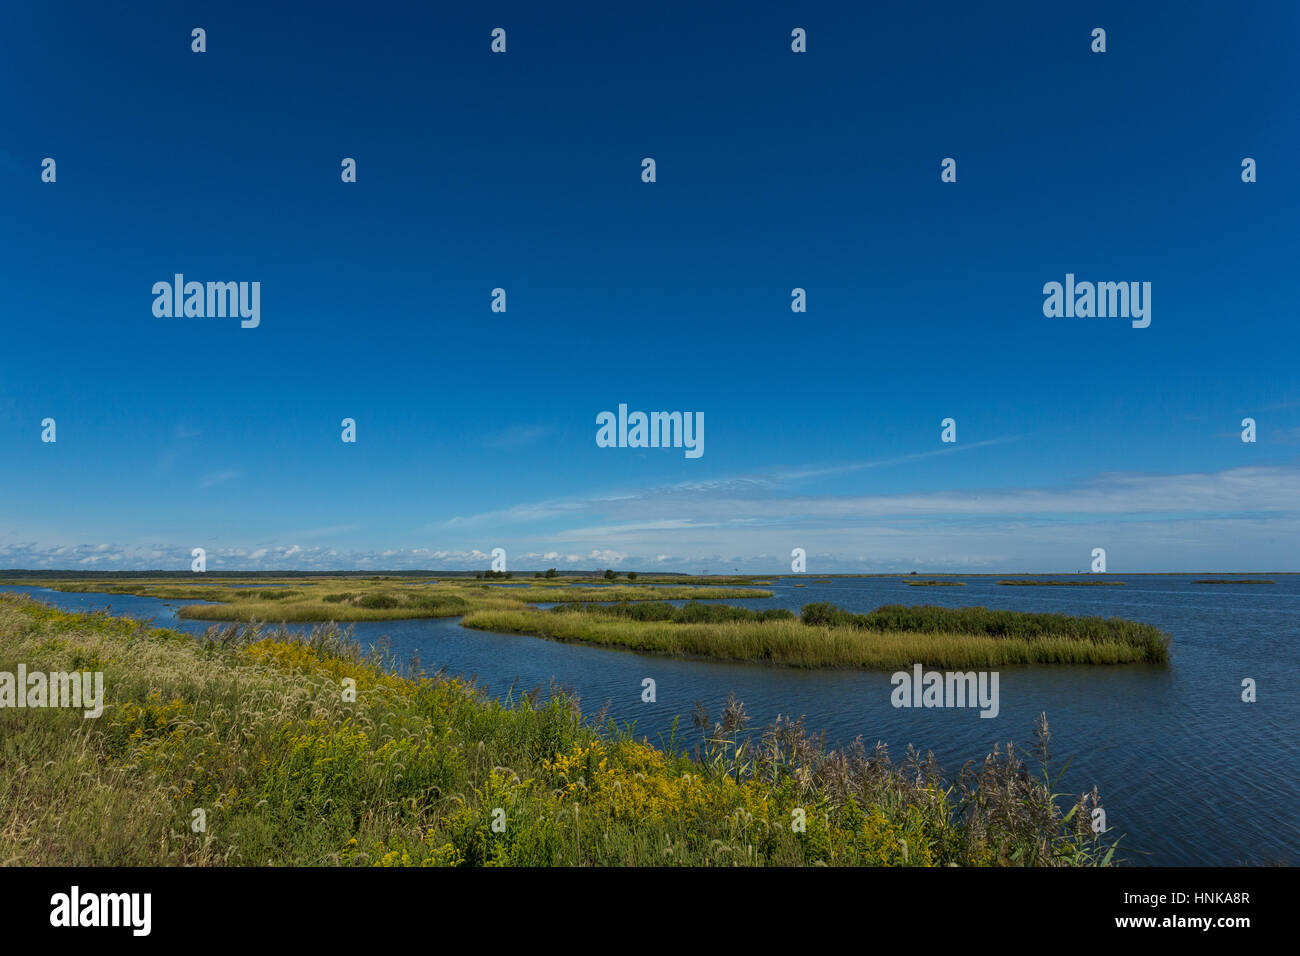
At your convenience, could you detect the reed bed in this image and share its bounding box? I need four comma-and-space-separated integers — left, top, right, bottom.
463, 601, 1170, 668
801, 603, 1169, 662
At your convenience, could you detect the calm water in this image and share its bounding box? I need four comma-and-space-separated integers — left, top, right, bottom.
5, 575, 1297, 867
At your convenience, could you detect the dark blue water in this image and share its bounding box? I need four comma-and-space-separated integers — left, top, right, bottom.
5, 575, 1297, 867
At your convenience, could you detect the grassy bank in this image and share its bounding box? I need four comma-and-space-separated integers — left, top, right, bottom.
0, 594, 1115, 866
460, 601, 1170, 669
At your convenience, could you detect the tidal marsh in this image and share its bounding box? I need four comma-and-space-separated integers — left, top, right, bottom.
0, 576, 772, 623
0, 593, 1115, 866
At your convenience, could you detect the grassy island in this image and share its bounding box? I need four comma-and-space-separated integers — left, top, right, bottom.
461, 601, 1171, 669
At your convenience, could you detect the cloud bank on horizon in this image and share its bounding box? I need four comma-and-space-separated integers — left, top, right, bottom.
5, 461, 1298, 573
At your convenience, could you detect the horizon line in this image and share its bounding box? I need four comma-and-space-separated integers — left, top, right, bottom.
2, 569, 1296, 577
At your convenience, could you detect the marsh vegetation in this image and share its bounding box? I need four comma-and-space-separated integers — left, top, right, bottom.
0, 576, 772, 623
0, 594, 1116, 866
461, 600, 1171, 669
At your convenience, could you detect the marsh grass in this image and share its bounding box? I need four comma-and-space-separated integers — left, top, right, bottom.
801, 603, 1169, 663
464, 601, 1170, 669
0, 593, 1115, 866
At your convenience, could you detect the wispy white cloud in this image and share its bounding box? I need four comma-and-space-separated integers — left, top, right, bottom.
438, 441, 1016, 529
428, 462, 1300, 571
2, 463, 1297, 572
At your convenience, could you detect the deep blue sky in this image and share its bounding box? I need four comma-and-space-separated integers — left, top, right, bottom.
2, 1, 1297, 572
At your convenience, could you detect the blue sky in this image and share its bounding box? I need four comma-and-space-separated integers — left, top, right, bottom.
2, 1, 1298, 572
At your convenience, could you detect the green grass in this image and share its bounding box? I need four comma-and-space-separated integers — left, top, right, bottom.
462, 600, 1170, 669
907, 580, 966, 586
0, 593, 1116, 866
